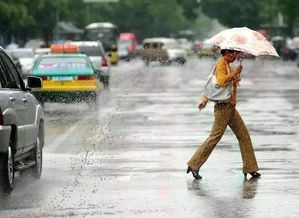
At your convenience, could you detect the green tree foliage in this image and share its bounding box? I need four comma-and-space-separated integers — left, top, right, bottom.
25, 0, 69, 45
0, 0, 33, 43
1, 0, 297, 45
200, 0, 298, 36
176, 0, 200, 20
0, 0, 32, 28
83, 0, 189, 39
278, 0, 299, 36
200, 0, 263, 29
1, 0, 193, 44
258, 0, 279, 24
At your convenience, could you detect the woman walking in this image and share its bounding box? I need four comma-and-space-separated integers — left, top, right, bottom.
187, 49, 261, 180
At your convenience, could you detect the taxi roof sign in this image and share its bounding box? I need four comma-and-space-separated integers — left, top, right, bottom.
50, 44, 79, 53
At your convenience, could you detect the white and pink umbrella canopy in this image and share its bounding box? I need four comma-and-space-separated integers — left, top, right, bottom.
205, 27, 279, 57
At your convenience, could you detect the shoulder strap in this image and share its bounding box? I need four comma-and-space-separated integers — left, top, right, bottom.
211, 65, 217, 75
225, 61, 231, 74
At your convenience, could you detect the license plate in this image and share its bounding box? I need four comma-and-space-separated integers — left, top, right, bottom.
52, 76, 74, 81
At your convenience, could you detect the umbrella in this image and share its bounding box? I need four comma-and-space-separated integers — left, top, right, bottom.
204, 27, 279, 57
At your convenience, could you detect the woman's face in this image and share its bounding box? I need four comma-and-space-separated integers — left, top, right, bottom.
224, 52, 238, 62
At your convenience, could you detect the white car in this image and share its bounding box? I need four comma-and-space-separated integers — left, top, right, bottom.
142, 37, 187, 65
0, 47, 43, 194
161, 38, 187, 64
70, 41, 111, 87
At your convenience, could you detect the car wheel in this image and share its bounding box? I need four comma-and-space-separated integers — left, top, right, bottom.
176, 57, 186, 65
32, 123, 44, 179
87, 92, 99, 109
0, 144, 14, 194
103, 77, 109, 88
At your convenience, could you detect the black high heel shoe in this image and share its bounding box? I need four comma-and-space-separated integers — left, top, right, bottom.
186, 166, 202, 180
244, 172, 261, 178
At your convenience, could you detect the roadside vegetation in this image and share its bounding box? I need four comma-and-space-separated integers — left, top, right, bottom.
0, 0, 298, 45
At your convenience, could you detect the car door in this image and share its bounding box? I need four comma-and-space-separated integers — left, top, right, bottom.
0, 51, 29, 153
6, 54, 38, 148
22, 91, 38, 148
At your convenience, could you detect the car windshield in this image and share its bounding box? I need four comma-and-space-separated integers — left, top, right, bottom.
36, 57, 90, 71
79, 46, 104, 56
84, 28, 117, 51
143, 42, 163, 49
118, 40, 131, 50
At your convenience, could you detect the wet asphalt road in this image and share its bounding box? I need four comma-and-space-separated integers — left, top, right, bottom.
1, 58, 299, 217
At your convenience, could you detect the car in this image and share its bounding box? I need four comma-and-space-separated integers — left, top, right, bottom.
141, 37, 187, 65
141, 38, 168, 65
177, 38, 194, 56
31, 44, 102, 106
0, 46, 43, 194
281, 47, 297, 61
6, 48, 35, 78
70, 41, 111, 88
197, 44, 219, 59
118, 32, 138, 61
162, 38, 187, 64
83, 22, 119, 65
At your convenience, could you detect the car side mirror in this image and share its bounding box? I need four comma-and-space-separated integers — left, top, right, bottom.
27, 76, 42, 89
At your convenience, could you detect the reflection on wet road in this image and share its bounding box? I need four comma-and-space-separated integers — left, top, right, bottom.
1, 59, 299, 217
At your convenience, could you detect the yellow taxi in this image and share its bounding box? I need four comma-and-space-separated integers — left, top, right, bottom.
31, 44, 102, 105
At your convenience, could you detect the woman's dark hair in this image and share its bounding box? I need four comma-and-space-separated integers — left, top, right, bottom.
221, 49, 240, 56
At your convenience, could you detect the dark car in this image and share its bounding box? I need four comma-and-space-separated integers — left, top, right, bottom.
0, 47, 43, 194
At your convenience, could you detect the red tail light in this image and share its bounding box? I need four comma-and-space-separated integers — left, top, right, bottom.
40, 76, 48, 80
128, 45, 134, 52
77, 75, 95, 80
101, 57, 108, 67
0, 106, 3, 125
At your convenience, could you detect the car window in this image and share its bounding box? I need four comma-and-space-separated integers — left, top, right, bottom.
143, 43, 163, 49
118, 40, 131, 49
0, 52, 20, 89
143, 43, 149, 49
0, 62, 9, 88
147, 43, 163, 49
36, 57, 92, 71
1, 52, 22, 88
163, 42, 179, 49
79, 46, 104, 56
